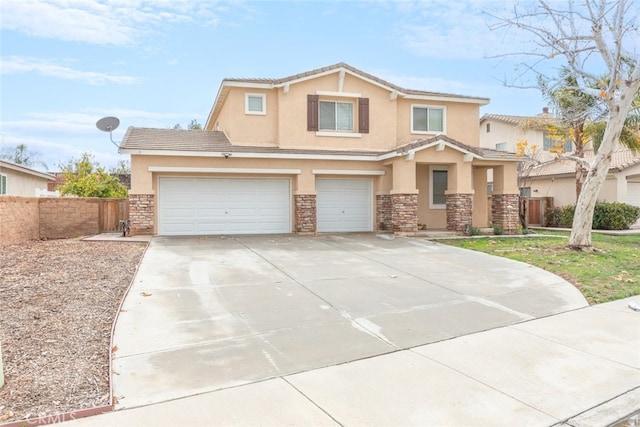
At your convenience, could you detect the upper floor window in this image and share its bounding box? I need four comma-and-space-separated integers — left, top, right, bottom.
0, 174, 6, 195
543, 132, 572, 152
307, 95, 368, 134
412, 105, 445, 134
495, 142, 507, 151
245, 93, 266, 115
319, 101, 353, 131
486, 123, 491, 133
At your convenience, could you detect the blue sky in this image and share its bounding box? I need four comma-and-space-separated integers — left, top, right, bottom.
0, 0, 551, 171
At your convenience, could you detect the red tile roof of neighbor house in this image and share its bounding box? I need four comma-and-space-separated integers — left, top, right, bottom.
527, 148, 640, 178
119, 127, 519, 161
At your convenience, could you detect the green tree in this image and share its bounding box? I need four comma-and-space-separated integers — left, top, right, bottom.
0, 143, 48, 170
59, 153, 128, 198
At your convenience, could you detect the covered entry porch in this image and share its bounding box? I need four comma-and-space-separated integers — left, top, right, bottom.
376, 137, 521, 234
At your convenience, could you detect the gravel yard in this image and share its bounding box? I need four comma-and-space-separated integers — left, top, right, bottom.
0, 238, 147, 424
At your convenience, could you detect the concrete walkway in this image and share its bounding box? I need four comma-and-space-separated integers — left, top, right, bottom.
59, 234, 639, 426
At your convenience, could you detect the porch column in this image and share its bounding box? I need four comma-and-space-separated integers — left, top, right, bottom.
445, 162, 474, 232
472, 167, 489, 227
491, 164, 520, 234
129, 194, 155, 235
390, 158, 418, 234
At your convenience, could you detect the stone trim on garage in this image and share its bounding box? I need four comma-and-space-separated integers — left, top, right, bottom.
376, 194, 392, 231
130, 194, 155, 235
295, 194, 316, 233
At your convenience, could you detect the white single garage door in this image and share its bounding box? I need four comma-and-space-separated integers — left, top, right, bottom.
317, 179, 372, 232
158, 177, 290, 236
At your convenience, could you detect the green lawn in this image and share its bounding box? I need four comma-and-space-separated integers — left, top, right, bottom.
437, 231, 640, 305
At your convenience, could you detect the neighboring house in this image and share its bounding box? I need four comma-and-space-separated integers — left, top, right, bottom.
479, 108, 574, 155
525, 148, 640, 210
0, 160, 54, 196
120, 62, 521, 236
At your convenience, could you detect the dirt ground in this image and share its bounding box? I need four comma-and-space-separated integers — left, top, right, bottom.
0, 238, 147, 424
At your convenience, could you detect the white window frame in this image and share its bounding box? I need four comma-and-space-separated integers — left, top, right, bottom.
319, 100, 354, 132
245, 93, 266, 115
495, 142, 507, 151
411, 104, 446, 134
429, 166, 448, 209
0, 174, 7, 195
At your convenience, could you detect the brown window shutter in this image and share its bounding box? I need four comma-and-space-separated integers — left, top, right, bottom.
358, 97, 369, 133
307, 95, 319, 131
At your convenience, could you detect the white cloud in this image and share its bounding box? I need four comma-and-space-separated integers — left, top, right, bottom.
391, 0, 532, 60
0, 56, 139, 85
0, 0, 241, 45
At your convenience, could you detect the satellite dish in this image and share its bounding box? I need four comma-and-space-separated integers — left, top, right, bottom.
96, 116, 121, 148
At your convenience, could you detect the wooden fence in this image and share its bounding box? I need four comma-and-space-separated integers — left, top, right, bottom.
99, 199, 129, 232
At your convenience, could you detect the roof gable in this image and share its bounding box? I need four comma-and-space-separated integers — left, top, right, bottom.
207, 63, 490, 129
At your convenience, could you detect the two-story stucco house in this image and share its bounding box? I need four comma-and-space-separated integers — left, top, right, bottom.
120, 63, 521, 236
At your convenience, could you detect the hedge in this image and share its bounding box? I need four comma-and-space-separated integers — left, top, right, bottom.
545, 202, 640, 230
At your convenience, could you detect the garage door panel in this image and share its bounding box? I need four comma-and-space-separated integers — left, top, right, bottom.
159, 178, 290, 236
317, 179, 372, 232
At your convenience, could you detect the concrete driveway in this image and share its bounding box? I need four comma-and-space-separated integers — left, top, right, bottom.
111, 233, 588, 410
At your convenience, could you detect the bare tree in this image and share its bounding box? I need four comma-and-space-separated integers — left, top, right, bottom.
491, 0, 640, 250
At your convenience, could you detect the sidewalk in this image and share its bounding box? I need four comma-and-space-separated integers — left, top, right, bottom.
59, 296, 640, 427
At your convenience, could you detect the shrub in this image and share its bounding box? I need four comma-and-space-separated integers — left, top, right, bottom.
545, 202, 640, 230
468, 226, 482, 236
592, 202, 640, 230
560, 205, 575, 228
545, 207, 563, 227
493, 225, 504, 235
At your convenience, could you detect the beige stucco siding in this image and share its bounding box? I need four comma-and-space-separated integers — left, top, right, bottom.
214, 73, 483, 152
130, 155, 391, 195
530, 175, 619, 206
0, 167, 50, 196
396, 99, 481, 147
479, 119, 545, 152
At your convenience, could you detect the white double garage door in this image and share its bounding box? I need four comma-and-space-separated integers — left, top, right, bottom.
158, 177, 372, 236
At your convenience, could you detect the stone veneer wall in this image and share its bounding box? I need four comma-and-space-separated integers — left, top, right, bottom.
295, 194, 316, 233
129, 194, 155, 235
445, 193, 473, 232
376, 194, 392, 231
492, 194, 520, 234
391, 193, 418, 233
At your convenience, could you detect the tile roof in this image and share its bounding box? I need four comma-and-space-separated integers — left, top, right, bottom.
120, 127, 517, 161
479, 113, 554, 129
224, 62, 490, 103
527, 148, 640, 177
